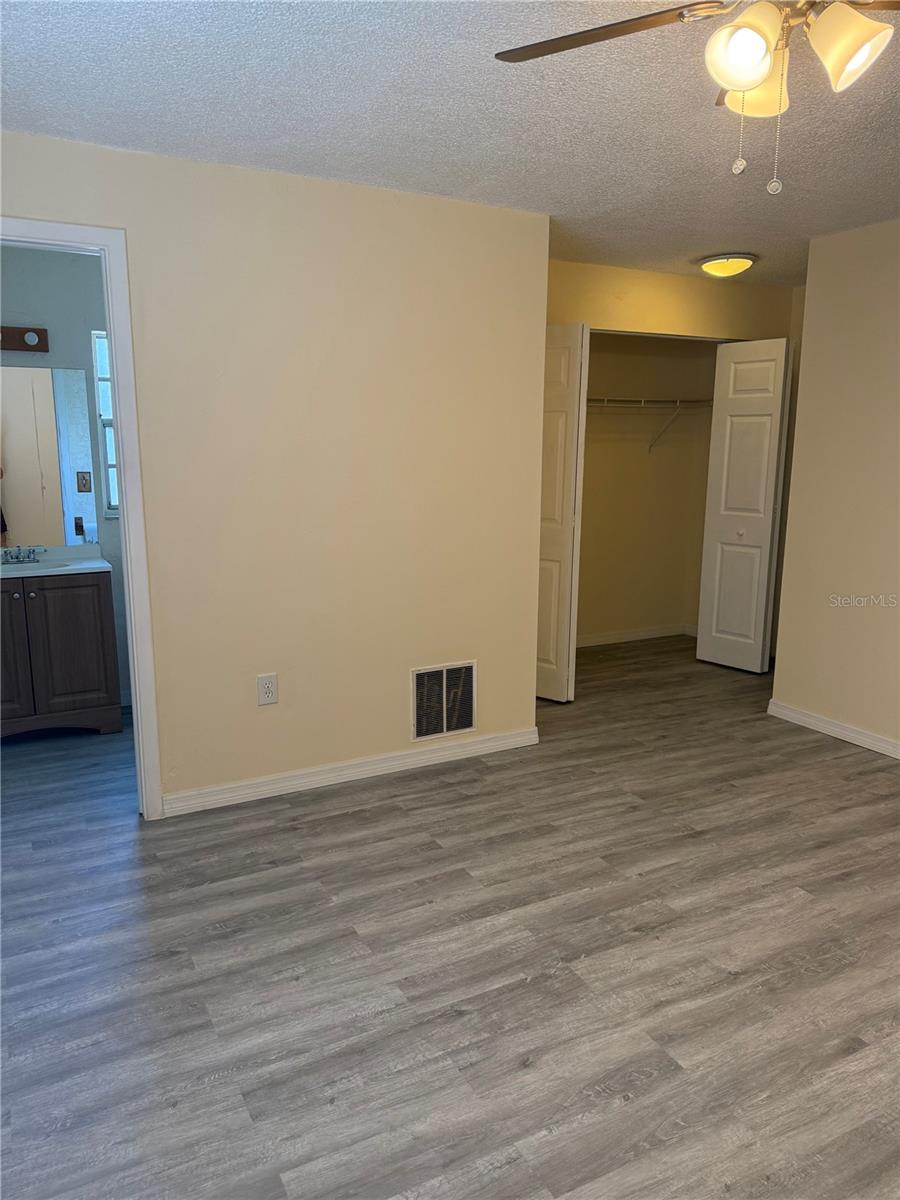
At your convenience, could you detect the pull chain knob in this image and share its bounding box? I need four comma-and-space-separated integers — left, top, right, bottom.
732, 90, 747, 175
767, 12, 789, 195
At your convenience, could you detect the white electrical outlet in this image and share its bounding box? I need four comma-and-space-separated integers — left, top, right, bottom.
256, 673, 278, 706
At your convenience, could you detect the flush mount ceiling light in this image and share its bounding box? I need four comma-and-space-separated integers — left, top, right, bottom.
495, 1, 898, 193
699, 253, 759, 276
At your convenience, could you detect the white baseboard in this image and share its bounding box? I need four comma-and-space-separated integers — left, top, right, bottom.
767, 700, 900, 759
163, 726, 539, 818
577, 625, 697, 648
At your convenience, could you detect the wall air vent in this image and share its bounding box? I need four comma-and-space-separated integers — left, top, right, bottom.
412, 662, 475, 739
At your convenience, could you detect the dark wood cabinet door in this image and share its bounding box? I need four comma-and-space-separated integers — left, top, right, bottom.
25, 573, 121, 714
1, 578, 35, 721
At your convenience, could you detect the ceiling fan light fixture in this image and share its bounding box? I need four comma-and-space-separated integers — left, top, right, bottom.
699, 254, 759, 278
807, 2, 894, 92
704, 1, 783, 91
725, 47, 790, 116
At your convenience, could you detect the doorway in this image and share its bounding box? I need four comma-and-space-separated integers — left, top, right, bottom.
1, 219, 161, 819
537, 324, 791, 703
578, 331, 717, 651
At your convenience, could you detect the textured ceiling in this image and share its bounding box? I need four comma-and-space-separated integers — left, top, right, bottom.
2, 1, 899, 283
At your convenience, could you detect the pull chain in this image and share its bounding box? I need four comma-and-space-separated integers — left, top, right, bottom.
767, 12, 789, 194
732, 91, 747, 175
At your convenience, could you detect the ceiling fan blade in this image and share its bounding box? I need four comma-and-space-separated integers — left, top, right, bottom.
495, 2, 730, 63
848, 1, 900, 9
715, 88, 727, 107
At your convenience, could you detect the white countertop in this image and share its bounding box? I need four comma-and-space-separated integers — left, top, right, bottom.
1, 549, 112, 579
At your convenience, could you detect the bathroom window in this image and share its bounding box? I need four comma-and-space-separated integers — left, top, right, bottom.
92, 331, 118, 514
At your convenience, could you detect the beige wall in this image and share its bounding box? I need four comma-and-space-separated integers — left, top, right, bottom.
2, 132, 549, 795
773, 220, 900, 743
548, 259, 795, 341
578, 335, 715, 642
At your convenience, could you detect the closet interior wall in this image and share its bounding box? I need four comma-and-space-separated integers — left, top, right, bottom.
578, 332, 718, 647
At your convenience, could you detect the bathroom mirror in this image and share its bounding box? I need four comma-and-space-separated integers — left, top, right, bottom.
0, 366, 97, 548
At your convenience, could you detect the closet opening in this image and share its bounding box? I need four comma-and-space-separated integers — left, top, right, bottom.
578, 330, 719, 652
536, 324, 793, 705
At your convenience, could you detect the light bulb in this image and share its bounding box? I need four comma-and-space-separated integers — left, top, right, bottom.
706, 26, 772, 89
705, 1, 783, 91
845, 43, 871, 74
728, 28, 769, 72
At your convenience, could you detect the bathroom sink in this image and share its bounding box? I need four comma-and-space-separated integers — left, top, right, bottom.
1, 556, 111, 578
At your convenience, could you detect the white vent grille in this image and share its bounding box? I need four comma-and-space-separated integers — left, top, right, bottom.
412, 662, 475, 739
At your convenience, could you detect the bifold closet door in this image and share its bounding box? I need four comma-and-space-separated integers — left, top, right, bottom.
697, 338, 790, 672
537, 324, 589, 702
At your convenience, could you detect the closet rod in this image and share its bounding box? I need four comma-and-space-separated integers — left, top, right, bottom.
585, 397, 713, 453
586, 397, 713, 409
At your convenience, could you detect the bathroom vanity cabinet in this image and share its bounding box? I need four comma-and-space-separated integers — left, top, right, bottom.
1, 570, 122, 736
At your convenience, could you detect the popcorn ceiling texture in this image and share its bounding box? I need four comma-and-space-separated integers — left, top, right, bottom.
2, 1, 898, 283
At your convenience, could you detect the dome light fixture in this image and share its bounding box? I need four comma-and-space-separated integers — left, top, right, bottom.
705, 1, 784, 91
807, 2, 894, 92
699, 254, 759, 278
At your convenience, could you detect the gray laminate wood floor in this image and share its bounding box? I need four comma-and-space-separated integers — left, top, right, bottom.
2, 638, 899, 1200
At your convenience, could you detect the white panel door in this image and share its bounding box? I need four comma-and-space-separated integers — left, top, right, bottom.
697, 338, 790, 672
537, 324, 589, 701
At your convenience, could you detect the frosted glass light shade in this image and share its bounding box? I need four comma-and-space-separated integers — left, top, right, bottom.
725, 48, 790, 117
808, 2, 893, 92
705, 1, 783, 91
699, 255, 758, 278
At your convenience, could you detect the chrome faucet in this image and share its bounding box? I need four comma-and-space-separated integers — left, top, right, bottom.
1, 545, 47, 564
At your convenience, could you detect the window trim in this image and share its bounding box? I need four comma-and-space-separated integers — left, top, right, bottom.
92, 329, 119, 517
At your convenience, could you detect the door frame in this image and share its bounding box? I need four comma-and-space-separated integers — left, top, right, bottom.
553, 325, 730, 684
537, 324, 590, 702
2, 217, 163, 820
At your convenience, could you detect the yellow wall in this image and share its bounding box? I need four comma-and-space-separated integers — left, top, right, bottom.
548, 258, 794, 341
2, 132, 550, 796
773, 220, 900, 744
578, 335, 715, 642
770, 284, 807, 650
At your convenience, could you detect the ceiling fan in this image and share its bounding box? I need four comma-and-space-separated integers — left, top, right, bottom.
496, 1, 897, 93
496, 2, 898, 195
